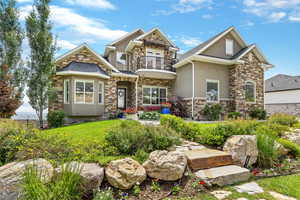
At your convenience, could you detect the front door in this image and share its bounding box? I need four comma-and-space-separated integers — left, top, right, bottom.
117, 88, 126, 110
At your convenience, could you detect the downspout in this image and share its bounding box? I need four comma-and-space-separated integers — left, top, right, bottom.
188, 60, 195, 120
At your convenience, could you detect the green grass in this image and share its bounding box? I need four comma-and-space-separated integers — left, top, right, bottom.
43, 120, 121, 144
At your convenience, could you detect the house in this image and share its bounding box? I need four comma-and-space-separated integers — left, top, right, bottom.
265, 74, 300, 116
49, 26, 273, 122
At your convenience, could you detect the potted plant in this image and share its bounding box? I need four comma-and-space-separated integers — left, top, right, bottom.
161, 102, 172, 114
124, 107, 138, 120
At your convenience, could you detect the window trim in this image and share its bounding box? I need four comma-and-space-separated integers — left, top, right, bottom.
116, 51, 127, 65
245, 80, 256, 104
74, 80, 94, 104
98, 81, 104, 105
64, 79, 70, 104
206, 79, 220, 103
142, 85, 168, 105
225, 39, 234, 56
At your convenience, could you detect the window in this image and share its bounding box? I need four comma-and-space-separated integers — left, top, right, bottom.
98, 82, 104, 104
116, 51, 126, 65
206, 80, 219, 102
225, 39, 234, 56
64, 79, 70, 104
245, 81, 256, 103
143, 87, 167, 105
75, 80, 94, 104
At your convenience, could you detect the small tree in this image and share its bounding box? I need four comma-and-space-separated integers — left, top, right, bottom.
26, 0, 56, 128
0, 0, 27, 118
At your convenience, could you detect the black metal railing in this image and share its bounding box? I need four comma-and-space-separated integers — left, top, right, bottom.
137, 56, 176, 72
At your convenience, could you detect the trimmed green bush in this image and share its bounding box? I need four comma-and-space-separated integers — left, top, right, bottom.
202, 104, 223, 121
249, 107, 267, 120
277, 138, 300, 158
268, 113, 298, 127
227, 112, 242, 120
105, 120, 181, 155
47, 110, 65, 128
139, 111, 160, 121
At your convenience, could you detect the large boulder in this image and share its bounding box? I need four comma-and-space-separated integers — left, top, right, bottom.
223, 135, 258, 167
284, 129, 300, 146
0, 158, 53, 200
56, 161, 104, 193
143, 150, 187, 181
105, 158, 146, 189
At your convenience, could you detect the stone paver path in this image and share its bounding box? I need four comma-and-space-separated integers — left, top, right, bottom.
235, 182, 264, 195
269, 191, 297, 200
210, 190, 232, 200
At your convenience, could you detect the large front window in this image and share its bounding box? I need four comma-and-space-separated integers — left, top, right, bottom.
75, 80, 94, 104
206, 80, 219, 102
143, 87, 167, 105
245, 81, 256, 103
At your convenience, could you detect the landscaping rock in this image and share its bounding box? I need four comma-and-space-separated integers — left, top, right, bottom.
185, 148, 233, 170
194, 165, 251, 186
143, 150, 187, 181
235, 182, 264, 194
106, 158, 146, 189
56, 161, 104, 193
0, 158, 53, 200
210, 190, 232, 200
269, 191, 297, 200
284, 129, 300, 146
223, 135, 258, 167
168, 140, 205, 152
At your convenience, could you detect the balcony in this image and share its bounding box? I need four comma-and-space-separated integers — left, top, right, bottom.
137, 56, 176, 72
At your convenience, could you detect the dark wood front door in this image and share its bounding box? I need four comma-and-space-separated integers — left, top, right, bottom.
117, 88, 126, 109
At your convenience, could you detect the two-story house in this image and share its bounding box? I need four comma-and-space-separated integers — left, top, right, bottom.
49, 26, 273, 122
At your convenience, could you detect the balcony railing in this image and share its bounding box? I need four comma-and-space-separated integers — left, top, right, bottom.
137, 56, 176, 72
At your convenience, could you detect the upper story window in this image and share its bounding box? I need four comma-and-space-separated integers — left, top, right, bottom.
146, 48, 164, 69
64, 79, 70, 104
225, 39, 234, 56
75, 80, 94, 104
98, 82, 104, 104
116, 51, 126, 65
245, 81, 256, 103
206, 80, 219, 102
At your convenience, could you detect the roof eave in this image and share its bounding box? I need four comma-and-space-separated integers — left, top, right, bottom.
56, 71, 110, 79
125, 40, 143, 52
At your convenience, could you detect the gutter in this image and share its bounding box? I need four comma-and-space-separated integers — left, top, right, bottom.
188, 60, 195, 119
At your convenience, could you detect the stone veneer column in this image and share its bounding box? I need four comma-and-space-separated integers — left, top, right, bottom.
104, 78, 117, 115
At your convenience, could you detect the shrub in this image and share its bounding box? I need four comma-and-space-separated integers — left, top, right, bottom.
105, 120, 181, 155
169, 96, 187, 118
268, 113, 298, 127
21, 165, 82, 200
47, 110, 65, 128
160, 115, 198, 141
227, 112, 242, 120
256, 133, 280, 168
248, 107, 267, 120
277, 138, 300, 158
202, 104, 222, 121
93, 189, 114, 200
139, 111, 160, 121
134, 149, 149, 164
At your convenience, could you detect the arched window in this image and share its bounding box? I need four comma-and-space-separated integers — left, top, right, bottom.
245, 81, 256, 103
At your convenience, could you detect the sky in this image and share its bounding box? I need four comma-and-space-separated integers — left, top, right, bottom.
15, 0, 300, 114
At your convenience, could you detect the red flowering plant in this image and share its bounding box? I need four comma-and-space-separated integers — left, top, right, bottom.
143, 106, 161, 112
161, 102, 172, 108
124, 107, 137, 114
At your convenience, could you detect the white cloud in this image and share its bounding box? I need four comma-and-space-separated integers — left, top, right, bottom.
289, 12, 300, 21
19, 5, 127, 41
180, 36, 202, 47
57, 40, 77, 50
66, 0, 116, 10
268, 11, 287, 22
245, 21, 255, 26
202, 14, 213, 19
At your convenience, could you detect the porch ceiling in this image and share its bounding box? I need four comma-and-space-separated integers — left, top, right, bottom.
136, 69, 176, 79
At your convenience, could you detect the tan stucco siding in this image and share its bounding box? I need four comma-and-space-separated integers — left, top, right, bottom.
202, 32, 243, 59
194, 62, 230, 99
174, 63, 193, 98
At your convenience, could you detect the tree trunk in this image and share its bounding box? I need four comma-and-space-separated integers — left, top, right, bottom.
39, 109, 43, 129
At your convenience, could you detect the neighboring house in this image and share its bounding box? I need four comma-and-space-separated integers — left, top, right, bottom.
265, 74, 300, 116
49, 26, 273, 122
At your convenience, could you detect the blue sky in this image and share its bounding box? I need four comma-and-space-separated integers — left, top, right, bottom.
16, 0, 300, 113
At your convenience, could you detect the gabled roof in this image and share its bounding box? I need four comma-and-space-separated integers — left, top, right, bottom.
134, 27, 177, 47
55, 43, 119, 72
265, 74, 300, 92
109, 28, 144, 46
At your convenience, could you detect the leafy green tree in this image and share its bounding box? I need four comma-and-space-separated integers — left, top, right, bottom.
26, 0, 56, 128
0, 0, 27, 118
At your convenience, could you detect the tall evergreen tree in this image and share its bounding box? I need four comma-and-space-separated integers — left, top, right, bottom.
0, 0, 27, 118
26, 0, 56, 128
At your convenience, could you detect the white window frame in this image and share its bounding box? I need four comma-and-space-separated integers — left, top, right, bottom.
116, 51, 127, 65
225, 39, 234, 56
206, 79, 220, 103
245, 80, 256, 104
142, 85, 168, 105
146, 48, 164, 69
74, 80, 94, 104
98, 81, 104, 104
64, 79, 70, 104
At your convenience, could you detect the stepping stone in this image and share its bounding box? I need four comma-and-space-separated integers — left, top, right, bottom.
194, 165, 251, 186
235, 182, 264, 194
236, 198, 248, 200
269, 191, 297, 200
185, 148, 233, 170
210, 190, 232, 200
